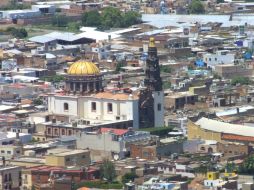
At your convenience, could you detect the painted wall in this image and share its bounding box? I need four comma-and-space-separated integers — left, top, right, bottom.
153, 91, 164, 127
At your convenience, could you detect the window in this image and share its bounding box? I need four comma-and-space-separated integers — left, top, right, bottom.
4, 174, 7, 182
82, 155, 86, 159
36, 175, 40, 182
54, 128, 58, 135
7, 151, 11, 154
91, 102, 96, 111
1, 150, 4, 153
65, 158, 70, 162
62, 129, 65, 135
157, 103, 161, 111
16, 150, 20, 154
215, 58, 217, 61
209, 58, 211, 61
68, 130, 72, 136
64, 103, 69, 111
107, 103, 113, 112
47, 128, 51, 134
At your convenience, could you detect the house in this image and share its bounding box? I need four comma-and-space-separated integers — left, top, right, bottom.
215, 64, 253, 79
164, 92, 198, 110
22, 165, 99, 190
45, 148, 91, 167
76, 128, 154, 160
203, 50, 235, 70
0, 165, 22, 190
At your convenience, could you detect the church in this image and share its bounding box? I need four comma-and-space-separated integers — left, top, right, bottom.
47, 38, 164, 129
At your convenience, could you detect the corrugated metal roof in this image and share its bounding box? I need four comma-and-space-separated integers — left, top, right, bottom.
195, 117, 254, 137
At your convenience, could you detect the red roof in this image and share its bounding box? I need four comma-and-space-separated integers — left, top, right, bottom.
100, 128, 128, 136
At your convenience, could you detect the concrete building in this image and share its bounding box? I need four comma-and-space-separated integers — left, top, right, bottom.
164, 92, 198, 110
188, 117, 254, 144
0, 145, 22, 159
0, 132, 32, 145
22, 165, 99, 190
76, 128, 153, 160
0, 165, 22, 190
45, 148, 91, 167
48, 60, 140, 129
130, 138, 183, 160
0, 10, 41, 19
215, 64, 253, 79
203, 50, 235, 70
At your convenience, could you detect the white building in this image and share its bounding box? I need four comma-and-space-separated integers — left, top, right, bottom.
76, 128, 153, 160
203, 50, 235, 70
48, 92, 140, 129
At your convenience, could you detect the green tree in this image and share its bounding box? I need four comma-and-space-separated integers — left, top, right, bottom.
41, 75, 65, 83
99, 159, 116, 183
122, 11, 141, 27
52, 15, 68, 27
160, 65, 172, 73
1, 0, 31, 10
115, 60, 126, 73
189, 0, 205, 14
213, 73, 222, 80
7, 27, 28, 38
216, 0, 224, 3
33, 98, 43, 105
121, 172, 138, 184
82, 10, 101, 27
163, 81, 171, 89
67, 22, 80, 32
225, 162, 236, 173
231, 76, 250, 85
239, 155, 254, 174
101, 7, 123, 28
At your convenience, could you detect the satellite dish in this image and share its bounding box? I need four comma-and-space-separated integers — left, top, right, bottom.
113, 154, 119, 160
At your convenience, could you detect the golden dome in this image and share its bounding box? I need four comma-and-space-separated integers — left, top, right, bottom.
67, 60, 100, 75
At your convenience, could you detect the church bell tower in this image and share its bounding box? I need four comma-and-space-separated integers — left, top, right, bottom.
139, 38, 164, 128
144, 37, 163, 91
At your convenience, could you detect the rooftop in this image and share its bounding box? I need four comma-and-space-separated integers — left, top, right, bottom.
93, 92, 138, 100
101, 128, 128, 136
47, 149, 89, 157
195, 117, 254, 137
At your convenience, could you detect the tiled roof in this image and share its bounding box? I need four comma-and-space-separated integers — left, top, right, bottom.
94, 92, 138, 100
101, 128, 128, 136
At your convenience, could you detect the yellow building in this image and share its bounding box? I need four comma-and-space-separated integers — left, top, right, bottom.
188, 117, 254, 143
45, 148, 90, 167
207, 172, 219, 180
187, 119, 222, 142
0, 145, 22, 159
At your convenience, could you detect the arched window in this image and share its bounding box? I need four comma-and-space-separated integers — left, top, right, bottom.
64, 103, 69, 111
200, 147, 205, 151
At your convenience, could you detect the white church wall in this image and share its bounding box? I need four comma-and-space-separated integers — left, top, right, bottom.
153, 91, 165, 127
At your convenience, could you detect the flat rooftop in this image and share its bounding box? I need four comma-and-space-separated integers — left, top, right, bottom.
11, 157, 45, 164
47, 149, 89, 156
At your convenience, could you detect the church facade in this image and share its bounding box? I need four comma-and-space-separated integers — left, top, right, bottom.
48, 38, 164, 129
